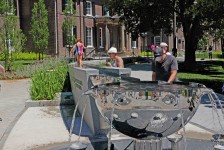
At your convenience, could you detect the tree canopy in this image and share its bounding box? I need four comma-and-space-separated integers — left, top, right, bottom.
0, 0, 26, 70
30, 0, 49, 60
105, 0, 224, 66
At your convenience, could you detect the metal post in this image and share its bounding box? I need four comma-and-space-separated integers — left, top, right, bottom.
134, 139, 162, 150
173, 2, 177, 51
167, 133, 183, 150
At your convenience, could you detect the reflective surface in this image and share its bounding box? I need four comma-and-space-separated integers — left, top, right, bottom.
89, 75, 208, 140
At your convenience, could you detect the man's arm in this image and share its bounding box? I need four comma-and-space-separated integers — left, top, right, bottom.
117, 57, 124, 68
152, 72, 156, 81
168, 70, 177, 83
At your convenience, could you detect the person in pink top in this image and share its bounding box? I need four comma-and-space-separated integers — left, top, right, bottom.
0, 62, 5, 76
150, 43, 155, 51
71, 39, 85, 67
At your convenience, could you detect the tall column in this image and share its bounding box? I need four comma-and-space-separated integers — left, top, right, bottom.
120, 25, 124, 51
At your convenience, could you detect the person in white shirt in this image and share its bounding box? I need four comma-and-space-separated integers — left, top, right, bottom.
106, 47, 124, 68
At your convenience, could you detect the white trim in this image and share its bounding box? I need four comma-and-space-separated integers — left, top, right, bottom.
99, 27, 103, 47
86, 1, 92, 16
86, 27, 93, 47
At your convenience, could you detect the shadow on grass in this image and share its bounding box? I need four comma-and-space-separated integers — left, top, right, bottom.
178, 60, 224, 94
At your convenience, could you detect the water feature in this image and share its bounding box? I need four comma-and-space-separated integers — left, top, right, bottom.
205, 91, 224, 149
86, 76, 211, 149
67, 64, 224, 149
68, 94, 88, 150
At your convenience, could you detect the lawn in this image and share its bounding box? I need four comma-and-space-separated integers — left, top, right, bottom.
178, 60, 224, 94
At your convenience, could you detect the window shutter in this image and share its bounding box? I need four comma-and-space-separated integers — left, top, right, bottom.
83, 0, 86, 15
14, 0, 17, 15
63, 31, 66, 47
93, 26, 96, 48
92, 2, 95, 16
73, 26, 77, 39
72, 0, 76, 11
62, 0, 65, 12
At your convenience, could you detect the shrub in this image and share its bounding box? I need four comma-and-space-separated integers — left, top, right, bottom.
196, 51, 222, 59
0, 52, 46, 61
30, 58, 68, 100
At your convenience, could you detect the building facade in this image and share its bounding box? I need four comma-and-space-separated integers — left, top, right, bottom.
18, 0, 143, 57
2, 0, 221, 57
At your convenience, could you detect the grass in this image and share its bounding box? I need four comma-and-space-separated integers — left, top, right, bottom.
11, 60, 36, 70
178, 60, 224, 93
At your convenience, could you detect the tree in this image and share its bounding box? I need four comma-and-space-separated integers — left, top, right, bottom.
105, 0, 224, 68
104, 0, 173, 40
178, 0, 224, 67
30, 0, 49, 60
62, 0, 76, 58
0, 0, 27, 71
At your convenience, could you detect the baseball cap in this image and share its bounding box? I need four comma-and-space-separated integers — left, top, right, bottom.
160, 42, 168, 48
154, 47, 163, 62
108, 47, 117, 54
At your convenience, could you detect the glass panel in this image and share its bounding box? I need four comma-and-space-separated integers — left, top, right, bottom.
99, 28, 103, 47
86, 27, 92, 46
86, 1, 92, 15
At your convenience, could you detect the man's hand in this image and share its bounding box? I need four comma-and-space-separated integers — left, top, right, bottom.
106, 62, 112, 67
168, 70, 177, 83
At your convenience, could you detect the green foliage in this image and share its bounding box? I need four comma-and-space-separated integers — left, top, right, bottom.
30, 0, 49, 59
139, 51, 153, 57
62, 0, 76, 49
197, 33, 209, 50
195, 51, 222, 59
31, 58, 68, 100
0, 0, 27, 71
105, 0, 224, 64
0, 52, 46, 61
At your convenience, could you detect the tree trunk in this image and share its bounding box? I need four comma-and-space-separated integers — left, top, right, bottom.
222, 38, 224, 58
38, 52, 41, 60
184, 35, 197, 69
182, 17, 201, 70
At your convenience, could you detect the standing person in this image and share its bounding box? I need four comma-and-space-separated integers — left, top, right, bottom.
152, 47, 178, 83
71, 39, 85, 67
0, 62, 5, 76
106, 47, 124, 68
208, 45, 213, 60
150, 43, 155, 51
160, 42, 171, 55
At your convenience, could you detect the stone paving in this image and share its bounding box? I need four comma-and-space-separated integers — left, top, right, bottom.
0, 79, 31, 148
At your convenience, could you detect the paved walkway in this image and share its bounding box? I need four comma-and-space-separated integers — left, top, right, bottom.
0, 79, 31, 148
0, 64, 224, 149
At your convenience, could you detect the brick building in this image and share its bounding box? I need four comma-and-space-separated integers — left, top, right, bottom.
3, 0, 221, 57
17, 0, 143, 57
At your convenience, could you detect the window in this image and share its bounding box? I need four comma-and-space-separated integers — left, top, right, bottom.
154, 36, 161, 46
86, 27, 93, 47
99, 28, 103, 47
62, 0, 76, 14
124, 30, 127, 48
103, 5, 109, 16
132, 41, 137, 49
63, 26, 76, 47
5, 0, 14, 15
86, 1, 92, 16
